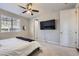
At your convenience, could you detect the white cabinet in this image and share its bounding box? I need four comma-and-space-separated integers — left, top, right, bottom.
60, 9, 78, 48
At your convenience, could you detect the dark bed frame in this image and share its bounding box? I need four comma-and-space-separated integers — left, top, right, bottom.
76, 48, 79, 52
28, 47, 41, 56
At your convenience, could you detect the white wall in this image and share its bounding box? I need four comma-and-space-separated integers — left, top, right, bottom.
29, 11, 60, 44
0, 9, 30, 39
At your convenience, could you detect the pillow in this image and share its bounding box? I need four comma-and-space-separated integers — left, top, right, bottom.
16, 37, 35, 42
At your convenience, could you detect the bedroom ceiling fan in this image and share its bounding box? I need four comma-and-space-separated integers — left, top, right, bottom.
18, 3, 39, 15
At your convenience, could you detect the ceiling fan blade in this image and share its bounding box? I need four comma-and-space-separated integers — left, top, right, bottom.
22, 11, 27, 13
32, 9, 39, 12
18, 5, 26, 9
31, 12, 33, 15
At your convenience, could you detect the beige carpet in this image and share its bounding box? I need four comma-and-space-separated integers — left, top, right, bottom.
33, 41, 79, 56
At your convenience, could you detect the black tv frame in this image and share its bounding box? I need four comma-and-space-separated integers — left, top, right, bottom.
40, 19, 56, 30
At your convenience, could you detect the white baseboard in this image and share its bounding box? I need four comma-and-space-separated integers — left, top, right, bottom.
37, 39, 59, 45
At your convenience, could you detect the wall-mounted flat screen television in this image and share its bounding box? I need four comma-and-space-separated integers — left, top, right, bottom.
40, 20, 56, 30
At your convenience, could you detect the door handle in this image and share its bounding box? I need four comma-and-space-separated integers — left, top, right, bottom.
75, 32, 77, 34
75, 41, 77, 44
60, 32, 63, 34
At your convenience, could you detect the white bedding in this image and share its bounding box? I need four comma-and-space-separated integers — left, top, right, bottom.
0, 38, 40, 56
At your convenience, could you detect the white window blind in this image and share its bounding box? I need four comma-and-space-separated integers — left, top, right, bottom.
0, 15, 21, 32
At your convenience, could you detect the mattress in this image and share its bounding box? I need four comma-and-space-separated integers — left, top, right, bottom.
0, 38, 40, 56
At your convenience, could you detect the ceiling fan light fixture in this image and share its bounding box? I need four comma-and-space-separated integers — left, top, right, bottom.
26, 11, 31, 15
18, 3, 39, 16
27, 3, 32, 10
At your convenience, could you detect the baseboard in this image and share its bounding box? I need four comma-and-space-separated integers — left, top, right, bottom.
47, 41, 59, 45
37, 40, 59, 45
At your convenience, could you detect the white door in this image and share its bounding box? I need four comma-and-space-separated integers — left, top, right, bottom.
60, 9, 77, 48
77, 8, 79, 48
34, 19, 39, 40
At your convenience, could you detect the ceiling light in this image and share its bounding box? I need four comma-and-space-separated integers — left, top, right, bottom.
26, 11, 31, 15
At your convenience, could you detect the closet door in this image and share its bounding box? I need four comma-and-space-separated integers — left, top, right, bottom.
60, 9, 77, 48
77, 8, 79, 48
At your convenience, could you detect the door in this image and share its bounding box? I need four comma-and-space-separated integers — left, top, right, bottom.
60, 9, 77, 48
77, 8, 79, 48
34, 19, 39, 40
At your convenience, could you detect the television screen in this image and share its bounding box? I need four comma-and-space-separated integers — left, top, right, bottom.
40, 20, 56, 30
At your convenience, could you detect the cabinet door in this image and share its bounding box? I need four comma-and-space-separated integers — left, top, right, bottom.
77, 8, 79, 48
60, 9, 77, 48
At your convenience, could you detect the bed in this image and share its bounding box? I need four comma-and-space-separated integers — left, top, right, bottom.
0, 37, 40, 56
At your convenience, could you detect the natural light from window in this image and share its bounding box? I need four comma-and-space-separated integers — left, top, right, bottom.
0, 15, 21, 32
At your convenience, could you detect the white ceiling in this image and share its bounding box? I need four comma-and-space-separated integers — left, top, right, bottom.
0, 3, 76, 18
32, 3, 76, 11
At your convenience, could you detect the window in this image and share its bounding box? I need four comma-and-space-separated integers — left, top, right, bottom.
0, 15, 21, 32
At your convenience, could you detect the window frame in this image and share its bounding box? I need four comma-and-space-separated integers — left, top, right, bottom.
0, 15, 21, 32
